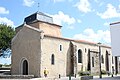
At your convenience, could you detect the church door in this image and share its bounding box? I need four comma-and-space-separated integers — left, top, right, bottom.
23, 60, 28, 75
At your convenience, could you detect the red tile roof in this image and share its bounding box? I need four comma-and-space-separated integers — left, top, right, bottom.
44, 34, 111, 48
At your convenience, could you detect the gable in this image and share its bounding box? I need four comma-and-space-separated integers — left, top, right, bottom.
12, 24, 43, 43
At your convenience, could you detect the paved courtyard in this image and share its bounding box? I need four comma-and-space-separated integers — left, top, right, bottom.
91, 76, 120, 80
59, 77, 79, 80
60, 75, 120, 80
0, 75, 120, 80
91, 74, 120, 80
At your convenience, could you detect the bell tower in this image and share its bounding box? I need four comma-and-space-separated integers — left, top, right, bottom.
16, 12, 62, 37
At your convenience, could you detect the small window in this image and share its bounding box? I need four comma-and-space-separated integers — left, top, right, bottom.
101, 55, 104, 63
92, 57, 94, 67
112, 56, 114, 64
51, 54, 55, 65
78, 49, 82, 63
59, 45, 62, 51
85, 48, 87, 53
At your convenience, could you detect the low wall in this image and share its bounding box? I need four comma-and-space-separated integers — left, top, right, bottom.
0, 67, 11, 75
81, 76, 93, 80
31, 77, 56, 80
0, 75, 34, 79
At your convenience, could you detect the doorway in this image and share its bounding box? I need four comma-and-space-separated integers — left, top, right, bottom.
22, 60, 28, 75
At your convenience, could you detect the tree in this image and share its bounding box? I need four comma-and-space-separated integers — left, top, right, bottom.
0, 24, 15, 57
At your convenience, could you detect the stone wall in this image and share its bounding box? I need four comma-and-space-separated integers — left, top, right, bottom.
12, 24, 114, 78
11, 25, 42, 77
29, 21, 62, 37
40, 36, 70, 77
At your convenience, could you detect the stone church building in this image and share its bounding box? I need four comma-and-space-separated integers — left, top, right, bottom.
11, 12, 119, 77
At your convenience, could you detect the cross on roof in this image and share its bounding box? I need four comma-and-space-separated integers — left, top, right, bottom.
37, 2, 40, 12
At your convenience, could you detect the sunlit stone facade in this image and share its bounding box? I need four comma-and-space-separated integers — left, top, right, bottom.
11, 12, 118, 77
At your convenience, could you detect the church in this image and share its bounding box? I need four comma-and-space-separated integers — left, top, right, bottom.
11, 12, 119, 78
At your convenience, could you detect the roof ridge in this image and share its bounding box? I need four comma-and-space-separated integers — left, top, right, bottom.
24, 23, 44, 32
44, 34, 111, 48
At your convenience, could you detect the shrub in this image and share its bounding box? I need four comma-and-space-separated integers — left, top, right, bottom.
106, 71, 111, 75
0, 64, 2, 67
101, 70, 107, 74
78, 71, 90, 76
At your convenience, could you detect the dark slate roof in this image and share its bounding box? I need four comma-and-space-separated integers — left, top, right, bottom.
24, 11, 53, 24
110, 21, 120, 25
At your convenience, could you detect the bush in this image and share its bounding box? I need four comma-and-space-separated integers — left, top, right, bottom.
106, 71, 111, 76
0, 64, 2, 67
78, 71, 90, 76
101, 70, 107, 74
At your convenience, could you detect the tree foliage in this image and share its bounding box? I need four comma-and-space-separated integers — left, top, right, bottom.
0, 24, 15, 57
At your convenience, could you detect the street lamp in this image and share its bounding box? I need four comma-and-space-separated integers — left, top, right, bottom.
97, 42, 102, 78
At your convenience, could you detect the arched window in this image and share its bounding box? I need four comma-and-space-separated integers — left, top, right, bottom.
51, 54, 55, 65
101, 55, 104, 63
85, 48, 87, 53
78, 49, 82, 63
112, 56, 114, 64
92, 57, 94, 67
59, 45, 62, 51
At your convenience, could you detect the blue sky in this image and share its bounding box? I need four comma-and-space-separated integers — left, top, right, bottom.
0, 0, 120, 64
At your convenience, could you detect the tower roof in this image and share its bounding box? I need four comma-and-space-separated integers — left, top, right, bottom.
24, 11, 53, 24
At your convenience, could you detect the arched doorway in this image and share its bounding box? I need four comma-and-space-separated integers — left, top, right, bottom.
23, 60, 28, 75
106, 51, 109, 72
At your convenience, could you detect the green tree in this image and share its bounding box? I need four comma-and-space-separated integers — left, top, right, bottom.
0, 24, 15, 57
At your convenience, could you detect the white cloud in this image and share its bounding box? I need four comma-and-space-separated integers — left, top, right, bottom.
0, 7, 9, 14
68, 0, 73, 2
73, 28, 111, 44
97, 4, 120, 19
118, 4, 120, 10
77, 19, 82, 23
53, 0, 64, 3
0, 56, 11, 65
53, 0, 73, 3
51, 11, 76, 26
103, 22, 109, 26
23, 0, 35, 7
67, 26, 74, 29
99, 2, 104, 6
94, 0, 98, 3
0, 17, 15, 27
94, 0, 104, 7
75, 0, 91, 13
